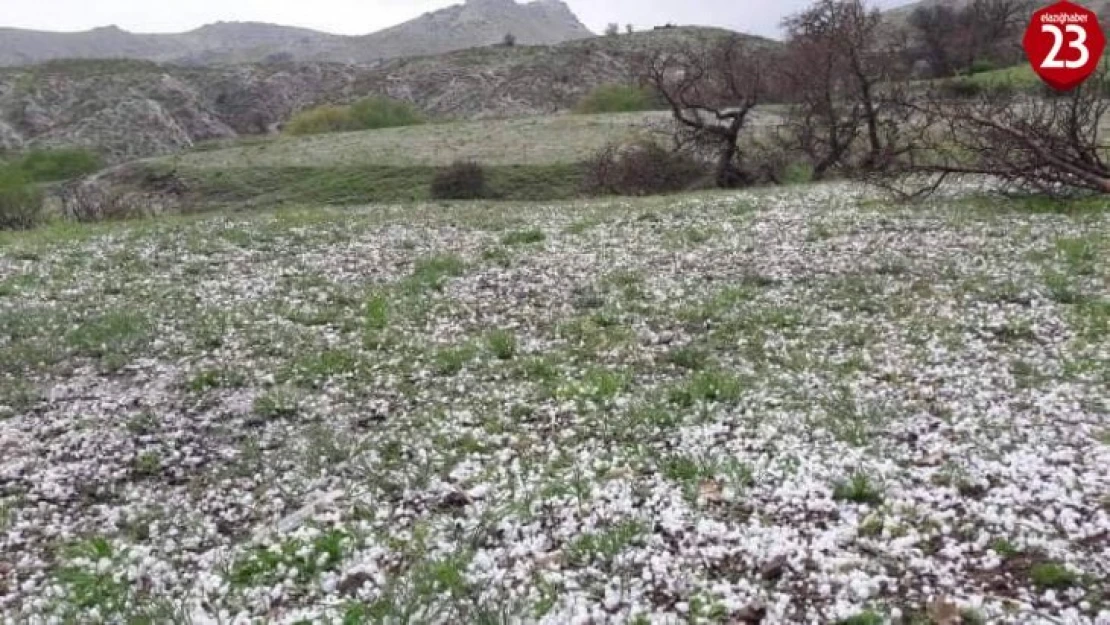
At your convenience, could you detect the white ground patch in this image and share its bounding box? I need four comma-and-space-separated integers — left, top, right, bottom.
0, 184, 1107, 624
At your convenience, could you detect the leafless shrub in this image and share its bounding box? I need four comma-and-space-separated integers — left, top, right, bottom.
872, 69, 1110, 198
431, 161, 488, 200
583, 141, 707, 196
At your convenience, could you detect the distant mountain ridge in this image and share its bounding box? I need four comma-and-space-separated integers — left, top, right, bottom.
0, 0, 595, 67
0, 27, 753, 162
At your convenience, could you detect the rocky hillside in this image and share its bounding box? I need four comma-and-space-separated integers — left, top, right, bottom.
0, 28, 750, 162
0, 0, 593, 67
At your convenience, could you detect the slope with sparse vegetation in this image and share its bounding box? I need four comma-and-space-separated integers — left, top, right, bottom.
1, 183, 1107, 623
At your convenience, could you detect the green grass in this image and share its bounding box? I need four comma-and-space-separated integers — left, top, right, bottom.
565, 520, 645, 565
836, 611, 885, 625
500, 228, 546, 246
173, 162, 587, 209
667, 370, 744, 408
252, 387, 303, 419
228, 530, 350, 587
433, 345, 478, 377
187, 367, 247, 392
3, 148, 101, 182
1030, 561, 1078, 589
170, 112, 665, 170
486, 329, 518, 360
65, 310, 151, 369
574, 84, 660, 114
406, 254, 467, 293
832, 472, 884, 506
0, 167, 44, 231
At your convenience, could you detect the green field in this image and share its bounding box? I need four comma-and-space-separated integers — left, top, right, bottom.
173, 112, 672, 169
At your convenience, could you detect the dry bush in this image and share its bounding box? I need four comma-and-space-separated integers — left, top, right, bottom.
430, 161, 489, 200
60, 182, 150, 221
872, 69, 1110, 197
583, 141, 706, 196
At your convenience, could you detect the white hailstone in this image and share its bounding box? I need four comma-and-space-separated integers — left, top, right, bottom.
602, 588, 622, 611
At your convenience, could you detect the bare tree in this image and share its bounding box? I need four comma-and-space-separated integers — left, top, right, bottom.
876, 70, 1110, 196
605, 23, 620, 37
908, 4, 960, 77
640, 36, 768, 187
784, 0, 897, 170
908, 0, 1032, 76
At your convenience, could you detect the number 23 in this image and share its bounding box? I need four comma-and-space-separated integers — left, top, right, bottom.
1041, 24, 1090, 69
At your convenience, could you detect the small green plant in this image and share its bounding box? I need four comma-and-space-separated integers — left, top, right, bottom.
574, 84, 659, 114
858, 515, 884, 537
661, 455, 704, 483
989, 537, 1020, 558
65, 310, 150, 368
54, 538, 133, 615
1030, 561, 1078, 589
500, 228, 545, 246
125, 410, 159, 435
487, 329, 518, 360
665, 346, 710, 371
187, 367, 247, 392
430, 161, 488, 200
833, 472, 884, 506
0, 167, 44, 231
228, 530, 349, 587
836, 611, 884, 625
253, 387, 302, 419
559, 367, 628, 404
433, 345, 477, 376
365, 293, 390, 331
286, 349, 362, 386
565, 520, 645, 565
406, 254, 466, 292
133, 451, 161, 477
667, 370, 743, 407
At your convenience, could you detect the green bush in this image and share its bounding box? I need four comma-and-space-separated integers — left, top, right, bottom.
574, 84, 659, 114
15, 148, 101, 182
285, 105, 356, 135
0, 168, 44, 230
430, 161, 488, 200
348, 97, 425, 130
285, 97, 424, 136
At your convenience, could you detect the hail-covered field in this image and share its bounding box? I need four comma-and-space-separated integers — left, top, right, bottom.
0, 185, 1107, 624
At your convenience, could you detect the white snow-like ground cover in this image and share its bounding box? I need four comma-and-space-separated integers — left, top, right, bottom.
0, 184, 1107, 624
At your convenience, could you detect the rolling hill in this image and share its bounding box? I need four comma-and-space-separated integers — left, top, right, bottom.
0, 28, 756, 162
0, 0, 595, 67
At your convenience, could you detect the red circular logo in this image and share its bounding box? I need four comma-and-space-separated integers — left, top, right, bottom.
1023, 1, 1106, 91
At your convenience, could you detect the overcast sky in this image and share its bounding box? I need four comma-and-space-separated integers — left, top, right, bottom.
0, 0, 915, 40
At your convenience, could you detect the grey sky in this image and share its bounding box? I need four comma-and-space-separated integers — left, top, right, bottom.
0, 0, 914, 40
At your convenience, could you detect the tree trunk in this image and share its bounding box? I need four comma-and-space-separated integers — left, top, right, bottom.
715, 137, 740, 188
